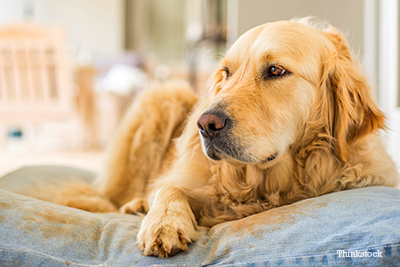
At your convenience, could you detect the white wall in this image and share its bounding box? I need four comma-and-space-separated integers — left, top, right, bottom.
0, 0, 124, 56
228, 0, 364, 59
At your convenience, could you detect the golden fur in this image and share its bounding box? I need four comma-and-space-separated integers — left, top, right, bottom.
55, 19, 399, 258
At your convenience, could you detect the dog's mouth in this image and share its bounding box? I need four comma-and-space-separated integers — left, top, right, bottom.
201, 137, 278, 164
201, 136, 251, 163
205, 145, 223, 161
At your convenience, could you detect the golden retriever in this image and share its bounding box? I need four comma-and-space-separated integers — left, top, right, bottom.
56, 18, 399, 258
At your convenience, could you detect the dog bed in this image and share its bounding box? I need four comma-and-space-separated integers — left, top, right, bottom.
0, 165, 399, 266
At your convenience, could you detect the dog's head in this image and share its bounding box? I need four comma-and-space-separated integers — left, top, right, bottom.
197, 19, 385, 166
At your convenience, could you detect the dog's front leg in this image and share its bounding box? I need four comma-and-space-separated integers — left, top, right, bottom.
137, 185, 198, 258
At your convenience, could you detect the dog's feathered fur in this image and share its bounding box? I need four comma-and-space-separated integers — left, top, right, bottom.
54, 19, 399, 258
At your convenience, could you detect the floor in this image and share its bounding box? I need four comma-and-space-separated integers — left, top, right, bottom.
0, 122, 107, 177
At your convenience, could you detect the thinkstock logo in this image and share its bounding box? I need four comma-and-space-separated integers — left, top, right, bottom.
337, 250, 383, 258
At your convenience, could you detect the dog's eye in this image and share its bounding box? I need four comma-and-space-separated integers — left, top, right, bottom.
265, 65, 286, 78
222, 67, 230, 80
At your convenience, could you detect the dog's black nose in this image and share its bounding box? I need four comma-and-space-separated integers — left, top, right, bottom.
197, 112, 228, 139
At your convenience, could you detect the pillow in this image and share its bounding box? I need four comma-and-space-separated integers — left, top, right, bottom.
0, 166, 399, 266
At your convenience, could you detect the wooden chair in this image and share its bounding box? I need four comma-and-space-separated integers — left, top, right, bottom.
0, 22, 75, 149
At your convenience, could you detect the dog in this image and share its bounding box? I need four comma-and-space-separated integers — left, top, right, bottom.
55, 18, 399, 258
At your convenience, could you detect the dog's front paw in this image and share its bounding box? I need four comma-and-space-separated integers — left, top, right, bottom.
137, 209, 198, 257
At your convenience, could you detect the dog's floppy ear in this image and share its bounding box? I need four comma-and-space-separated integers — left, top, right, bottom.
321, 28, 385, 162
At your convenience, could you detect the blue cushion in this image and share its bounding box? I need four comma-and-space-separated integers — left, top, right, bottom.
0, 166, 400, 266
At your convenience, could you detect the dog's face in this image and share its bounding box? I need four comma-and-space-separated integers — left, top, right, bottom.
197, 21, 384, 166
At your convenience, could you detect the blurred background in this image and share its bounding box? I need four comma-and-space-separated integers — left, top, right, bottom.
0, 0, 399, 175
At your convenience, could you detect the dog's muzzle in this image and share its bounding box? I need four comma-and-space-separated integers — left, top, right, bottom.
197, 111, 232, 161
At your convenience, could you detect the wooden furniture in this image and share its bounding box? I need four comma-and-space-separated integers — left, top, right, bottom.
0, 23, 73, 123
75, 66, 97, 149
0, 22, 75, 149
